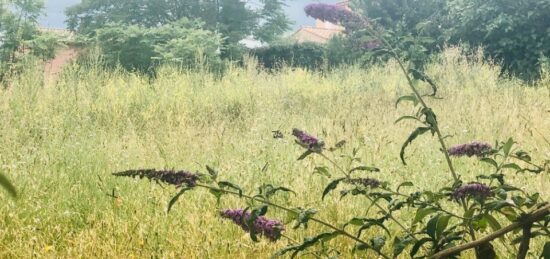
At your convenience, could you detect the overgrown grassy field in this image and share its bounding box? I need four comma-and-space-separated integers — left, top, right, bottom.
1, 49, 549, 258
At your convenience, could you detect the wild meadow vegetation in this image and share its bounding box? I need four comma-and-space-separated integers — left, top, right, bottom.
2, 0, 550, 258
0, 49, 549, 257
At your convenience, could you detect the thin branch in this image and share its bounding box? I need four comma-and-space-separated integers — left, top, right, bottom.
195, 183, 391, 259
516, 222, 532, 259
430, 203, 550, 259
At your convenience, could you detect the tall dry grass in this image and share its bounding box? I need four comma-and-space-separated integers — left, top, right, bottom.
0, 48, 549, 258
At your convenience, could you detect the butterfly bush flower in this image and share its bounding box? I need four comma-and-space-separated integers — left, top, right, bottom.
113, 169, 199, 187
304, 3, 366, 28
345, 178, 381, 188
220, 209, 285, 242
292, 128, 324, 152
448, 141, 493, 157
452, 183, 493, 201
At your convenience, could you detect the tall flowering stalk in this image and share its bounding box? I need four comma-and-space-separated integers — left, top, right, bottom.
220, 209, 285, 242
292, 128, 324, 152
113, 169, 199, 187
452, 183, 493, 201
448, 141, 493, 157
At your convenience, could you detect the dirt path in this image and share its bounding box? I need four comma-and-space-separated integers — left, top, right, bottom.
44, 47, 80, 82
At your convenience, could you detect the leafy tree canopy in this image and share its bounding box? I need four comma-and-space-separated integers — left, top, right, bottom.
66, 0, 292, 45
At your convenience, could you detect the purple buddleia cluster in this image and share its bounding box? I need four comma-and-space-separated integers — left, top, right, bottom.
452, 183, 493, 201
304, 3, 366, 28
447, 141, 493, 157
220, 209, 285, 242
113, 169, 199, 187
292, 128, 325, 152
345, 178, 381, 188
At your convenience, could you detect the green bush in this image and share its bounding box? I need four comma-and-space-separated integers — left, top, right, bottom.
95, 19, 222, 73
250, 42, 326, 70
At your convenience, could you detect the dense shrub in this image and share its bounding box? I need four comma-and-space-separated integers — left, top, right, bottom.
95, 19, 222, 73
250, 42, 326, 70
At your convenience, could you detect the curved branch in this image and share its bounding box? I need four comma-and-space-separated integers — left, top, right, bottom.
430, 203, 550, 259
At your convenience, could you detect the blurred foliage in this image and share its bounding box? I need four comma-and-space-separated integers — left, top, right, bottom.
250, 42, 326, 70
66, 0, 291, 53
347, 0, 550, 79
0, 0, 45, 81
95, 19, 223, 73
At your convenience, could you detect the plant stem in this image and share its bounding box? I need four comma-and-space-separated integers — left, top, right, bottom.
195, 183, 391, 259
362, 24, 482, 254
516, 222, 532, 259
430, 203, 550, 259
319, 152, 418, 241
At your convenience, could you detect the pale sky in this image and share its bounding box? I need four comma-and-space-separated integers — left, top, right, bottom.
39, 0, 340, 30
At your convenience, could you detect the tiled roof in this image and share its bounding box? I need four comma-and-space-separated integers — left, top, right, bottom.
290, 26, 343, 44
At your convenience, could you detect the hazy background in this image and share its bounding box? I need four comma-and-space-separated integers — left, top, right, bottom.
38, 0, 340, 30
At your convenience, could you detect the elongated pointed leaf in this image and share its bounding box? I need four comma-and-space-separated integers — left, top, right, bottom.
503, 138, 514, 156
413, 207, 437, 225
247, 205, 268, 242
218, 181, 243, 197
395, 115, 423, 124
349, 166, 380, 174
395, 95, 419, 108
480, 157, 498, 169
322, 177, 346, 200
297, 150, 313, 160
541, 242, 550, 259
0, 173, 16, 198
167, 187, 192, 213
400, 127, 431, 165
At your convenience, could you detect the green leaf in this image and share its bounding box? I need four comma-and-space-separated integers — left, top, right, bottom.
293, 208, 318, 229
395, 115, 422, 124
218, 181, 244, 197
397, 182, 414, 193
421, 108, 438, 128
426, 214, 440, 239
435, 215, 451, 240
413, 207, 437, 225
0, 173, 17, 198
410, 238, 432, 257
167, 187, 192, 213
503, 138, 514, 156
259, 184, 296, 198
349, 166, 380, 174
322, 177, 346, 200
540, 242, 550, 259
313, 166, 331, 177
400, 127, 431, 165
357, 218, 391, 237
247, 205, 268, 242
206, 165, 218, 181
480, 157, 498, 169
297, 150, 313, 160
409, 68, 437, 97
393, 235, 414, 257
276, 232, 340, 258
395, 95, 419, 108
502, 163, 522, 172
370, 236, 386, 251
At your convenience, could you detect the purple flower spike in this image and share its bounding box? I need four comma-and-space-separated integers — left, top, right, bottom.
304, 3, 366, 27
220, 209, 285, 242
292, 128, 325, 152
113, 169, 199, 187
448, 141, 493, 157
452, 183, 493, 201
345, 178, 381, 188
